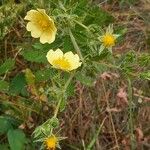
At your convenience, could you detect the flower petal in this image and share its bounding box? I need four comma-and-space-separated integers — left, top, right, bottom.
46, 49, 63, 65
26, 22, 42, 38
40, 28, 56, 44
24, 10, 40, 21
64, 51, 82, 70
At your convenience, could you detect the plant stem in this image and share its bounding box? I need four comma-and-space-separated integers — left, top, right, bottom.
73, 20, 89, 31
87, 117, 107, 150
128, 78, 135, 149
68, 28, 85, 65
102, 80, 119, 150
54, 72, 75, 118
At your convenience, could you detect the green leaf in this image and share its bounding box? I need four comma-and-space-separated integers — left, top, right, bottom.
21, 49, 48, 63
35, 68, 57, 82
7, 129, 27, 150
25, 68, 35, 85
0, 144, 9, 150
0, 80, 9, 92
9, 73, 28, 96
0, 59, 15, 75
63, 36, 74, 52
50, 117, 59, 128
0, 117, 12, 134
75, 72, 95, 87
84, 6, 114, 26
66, 82, 75, 97
140, 71, 150, 80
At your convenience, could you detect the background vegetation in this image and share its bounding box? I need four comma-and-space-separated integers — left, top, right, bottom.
0, 0, 150, 149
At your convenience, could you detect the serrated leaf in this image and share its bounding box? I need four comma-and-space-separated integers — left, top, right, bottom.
0, 117, 12, 134
7, 129, 27, 150
21, 49, 47, 63
9, 73, 28, 96
0, 59, 15, 75
35, 68, 56, 82
93, 62, 108, 74
0, 80, 9, 92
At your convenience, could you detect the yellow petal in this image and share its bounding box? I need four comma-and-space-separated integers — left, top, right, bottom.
40, 28, 56, 44
25, 9, 57, 44
46, 49, 63, 65
64, 52, 82, 70
24, 10, 40, 21
26, 22, 42, 38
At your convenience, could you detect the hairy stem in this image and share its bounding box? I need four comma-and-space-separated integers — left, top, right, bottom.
54, 72, 75, 118
68, 28, 85, 65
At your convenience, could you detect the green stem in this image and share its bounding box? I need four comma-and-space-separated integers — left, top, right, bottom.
54, 72, 75, 118
68, 28, 85, 65
128, 78, 135, 149
73, 20, 89, 31
87, 117, 107, 150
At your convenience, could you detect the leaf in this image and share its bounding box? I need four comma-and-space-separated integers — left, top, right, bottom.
9, 73, 28, 96
75, 72, 95, 87
84, 6, 114, 26
0, 80, 9, 92
35, 68, 57, 82
140, 71, 150, 80
7, 129, 27, 150
0, 144, 9, 150
0, 59, 15, 75
25, 68, 35, 85
66, 82, 75, 97
0, 117, 12, 134
21, 49, 48, 63
63, 35, 74, 52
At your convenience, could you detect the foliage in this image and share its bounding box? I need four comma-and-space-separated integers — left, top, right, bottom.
0, 0, 149, 150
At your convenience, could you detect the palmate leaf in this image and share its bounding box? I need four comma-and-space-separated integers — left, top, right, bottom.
7, 129, 27, 150
0, 59, 15, 75
35, 68, 57, 82
9, 73, 28, 96
0, 117, 12, 134
21, 49, 48, 63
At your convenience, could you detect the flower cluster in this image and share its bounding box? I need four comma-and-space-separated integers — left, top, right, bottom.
24, 8, 119, 150
24, 9, 82, 72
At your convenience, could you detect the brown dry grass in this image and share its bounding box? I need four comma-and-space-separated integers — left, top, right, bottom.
60, 0, 150, 149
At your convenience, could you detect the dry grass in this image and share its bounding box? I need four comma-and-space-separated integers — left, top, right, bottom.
0, 0, 150, 149
59, 1, 150, 149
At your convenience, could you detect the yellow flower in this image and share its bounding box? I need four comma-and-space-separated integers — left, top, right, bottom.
46, 49, 82, 71
24, 9, 57, 44
98, 25, 119, 53
45, 136, 57, 150
102, 34, 115, 47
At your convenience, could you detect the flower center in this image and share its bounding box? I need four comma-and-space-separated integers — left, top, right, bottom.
53, 57, 71, 71
45, 136, 57, 150
102, 34, 115, 47
39, 20, 49, 29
